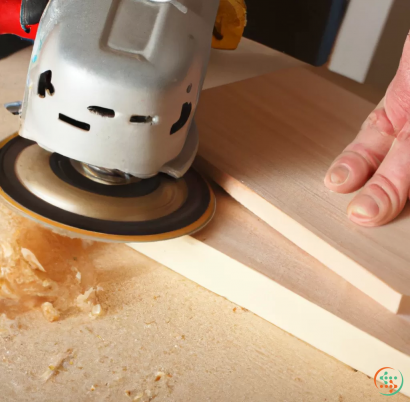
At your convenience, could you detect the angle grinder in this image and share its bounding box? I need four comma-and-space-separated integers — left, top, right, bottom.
1, 0, 219, 242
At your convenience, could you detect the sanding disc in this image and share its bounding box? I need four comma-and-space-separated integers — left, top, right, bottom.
0, 135, 215, 242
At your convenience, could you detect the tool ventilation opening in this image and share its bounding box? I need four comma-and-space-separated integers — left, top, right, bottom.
88, 106, 115, 118
130, 115, 152, 124
59, 114, 90, 131
170, 102, 192, 135
38, 70, 55, 98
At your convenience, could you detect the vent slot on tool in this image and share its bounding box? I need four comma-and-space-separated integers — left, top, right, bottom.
130, 115, 152, 124
38, 70, 55, 98
59, 114, 90, 131
170, 102, 192, 135
88, 106, 115, 118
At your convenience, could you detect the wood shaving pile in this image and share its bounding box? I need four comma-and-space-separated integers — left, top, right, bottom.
0, 203, 100, 321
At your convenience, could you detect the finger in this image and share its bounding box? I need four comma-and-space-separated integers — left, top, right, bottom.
324, 99, 395, 194
347, 127, 410, 227
326, 32, 410, 194
384, 33, 410, 130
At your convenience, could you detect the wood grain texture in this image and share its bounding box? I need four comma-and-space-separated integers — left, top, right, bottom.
194, 67, 410, 314
131, 186, 410, 397
2, 47, 407, 401
3, 241, 406, 402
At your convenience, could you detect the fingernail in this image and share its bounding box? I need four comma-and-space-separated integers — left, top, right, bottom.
349, 195, 380, 220
329, 165, 350, 185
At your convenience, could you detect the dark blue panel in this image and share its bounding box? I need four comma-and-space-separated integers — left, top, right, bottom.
244, 0, 348, 66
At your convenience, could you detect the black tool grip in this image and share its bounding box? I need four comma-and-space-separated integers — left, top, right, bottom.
20, 0, 49, 32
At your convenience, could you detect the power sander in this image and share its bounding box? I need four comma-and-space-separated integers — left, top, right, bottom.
0, 0, 223, 242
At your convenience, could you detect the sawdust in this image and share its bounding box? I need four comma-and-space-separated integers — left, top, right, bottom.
0, 240, 401, 401
0, 203, 100, 321
40, 302, 60, 322
39, 349, 74, 382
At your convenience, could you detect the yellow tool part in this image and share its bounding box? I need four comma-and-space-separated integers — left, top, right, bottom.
212, 0, 246, 50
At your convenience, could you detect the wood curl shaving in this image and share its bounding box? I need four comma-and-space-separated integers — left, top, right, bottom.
0, 203, 98, 322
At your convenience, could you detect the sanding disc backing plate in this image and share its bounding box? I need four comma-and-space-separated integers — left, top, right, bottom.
0, 135, 215, 242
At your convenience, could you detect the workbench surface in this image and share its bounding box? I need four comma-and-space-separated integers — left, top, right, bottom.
0, 41, 407, 401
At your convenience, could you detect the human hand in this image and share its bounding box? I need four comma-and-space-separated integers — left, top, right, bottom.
325, 34, 410, 227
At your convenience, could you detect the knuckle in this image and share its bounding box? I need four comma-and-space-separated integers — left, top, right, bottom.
343, 146, 383, 171
369, 174, 401, 205
361, 108, 395, 137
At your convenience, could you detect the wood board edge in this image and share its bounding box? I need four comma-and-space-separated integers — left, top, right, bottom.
128, 237, 410, 397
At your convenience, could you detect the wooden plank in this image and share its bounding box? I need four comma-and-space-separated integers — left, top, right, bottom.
1, 48, 401, 402
193, 67, 410, 314
1, 208, 398, 402
1, 234, 406, 402
205, 38, 302, 90
131, 185, 410, 397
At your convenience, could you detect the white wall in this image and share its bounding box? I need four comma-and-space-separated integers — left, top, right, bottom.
329, 0, 394, 83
